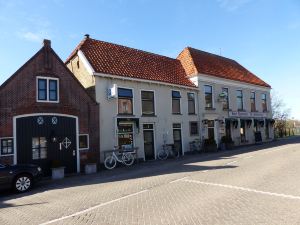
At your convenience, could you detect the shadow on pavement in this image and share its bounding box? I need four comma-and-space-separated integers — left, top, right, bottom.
0, 136, 299, 205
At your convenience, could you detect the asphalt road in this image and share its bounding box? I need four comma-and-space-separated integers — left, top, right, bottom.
1, 137, 300, 225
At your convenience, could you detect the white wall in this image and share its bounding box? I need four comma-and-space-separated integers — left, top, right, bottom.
194, 74, 274, 145
95, 75, 201, 161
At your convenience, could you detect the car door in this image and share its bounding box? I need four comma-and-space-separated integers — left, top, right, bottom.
0, 165, 12, 189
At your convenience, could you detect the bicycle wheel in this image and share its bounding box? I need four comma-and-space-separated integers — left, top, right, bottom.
104, 156, 117, 169
158, 150, 168, 160
122, 153, 135, 166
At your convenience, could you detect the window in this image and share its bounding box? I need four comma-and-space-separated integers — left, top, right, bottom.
172, 91, 181, 114
190, 122, 199, 136
204, 85, 213, 108
222, 88, 229, 110
118, 124, 134, 149
250, 92, 256, 112
79, 134, 89, 150
118, 88, 133, 115
262, 94, 267, 112
37, 77, 59, 102
32, 137, 47, 160
187, 93, 196, 114
141, 91, 155, 115
0, 138, 13, 155
236, 90, 243, 110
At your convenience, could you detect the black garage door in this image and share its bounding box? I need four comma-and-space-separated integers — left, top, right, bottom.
16, 115, 77, 176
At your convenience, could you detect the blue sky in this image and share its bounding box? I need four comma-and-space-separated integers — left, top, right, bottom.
0, 0, 299, 119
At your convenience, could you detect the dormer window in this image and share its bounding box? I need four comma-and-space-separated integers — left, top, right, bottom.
37, 77, 59, 103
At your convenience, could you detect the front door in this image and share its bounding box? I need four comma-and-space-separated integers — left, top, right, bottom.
16, 115, 77, 176
173, 123, 183, 156
143, 124, 155, 160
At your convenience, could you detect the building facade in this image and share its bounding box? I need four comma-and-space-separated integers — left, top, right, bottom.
178, 47, 274, 146
0, 40, 99, 175
66, 36, 201, 161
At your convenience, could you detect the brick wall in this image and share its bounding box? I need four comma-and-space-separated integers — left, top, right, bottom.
0, 42, 100, 168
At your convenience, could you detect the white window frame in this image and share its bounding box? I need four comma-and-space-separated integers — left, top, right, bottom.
204, 84, 214, 109
117, 86, 135, 115
187, 92, 197, 115
79, 134, 89, 150
140, 89, 156, 116
221, 87, 229, 110
171, 89, 182, 114
0, 137, 14, 156
189, 121, 199, 136
236, 89, 244, 111
36, 76, 59, 103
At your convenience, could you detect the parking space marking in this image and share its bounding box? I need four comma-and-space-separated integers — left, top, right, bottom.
181, 179, 300, 200
169, 176, 188, 183
39, 189, 149, 225
225, 160, 238, 165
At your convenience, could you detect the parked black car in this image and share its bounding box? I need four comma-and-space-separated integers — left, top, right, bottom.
0, 164, 43, 193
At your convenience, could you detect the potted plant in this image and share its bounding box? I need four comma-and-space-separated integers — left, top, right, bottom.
84, 151, 98, 174
51, 160, 65, 180
204, 138, 218, 152
221, 136, 234, 150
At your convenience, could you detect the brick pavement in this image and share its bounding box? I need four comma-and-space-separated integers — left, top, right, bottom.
0, 137, 300, 225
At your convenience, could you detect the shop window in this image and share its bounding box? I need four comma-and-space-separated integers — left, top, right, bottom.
118, 88, 133, 115
204, 85, 213, 108
37, 77, 59, 103
0, 138, 13, 155
172, 91, 181, 114
187, 93, 196, 114
118, 124, 134, 149
190, 122, 199, 136
32, 137, 47, 160
141, 91, 155, 115
79, 134, 89, 150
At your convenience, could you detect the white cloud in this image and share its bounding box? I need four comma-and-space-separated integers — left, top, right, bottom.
217, 0, 253, 11
17, 30, 51, 43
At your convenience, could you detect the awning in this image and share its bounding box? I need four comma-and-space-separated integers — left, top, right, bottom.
117, 118, 139, 129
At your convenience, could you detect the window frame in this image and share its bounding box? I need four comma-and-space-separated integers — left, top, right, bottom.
79, 134, 89, 150
36, 76, 59, 103
117, 87, 134, 115
141, 90, 156, 116
222, 87, 229, 110
261, 93, 267, 112
204, 85, 214, 109
189, 121, 199, 136
250, 91, 256, 112
172, 90, 181, 114
187, 92, 196, 115
0, 137, 14, 156
236, 90, 244, 111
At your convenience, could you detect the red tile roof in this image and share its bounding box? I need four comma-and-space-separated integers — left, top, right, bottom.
66, 38, 196, 88
177, 47, 271, 88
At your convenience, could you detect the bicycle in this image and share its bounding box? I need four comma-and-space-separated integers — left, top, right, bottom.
157, 144, 179, 160
189, 139, 203, 153
104, 149, 135, 169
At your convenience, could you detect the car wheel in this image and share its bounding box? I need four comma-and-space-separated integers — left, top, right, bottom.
14, 174, 33, 193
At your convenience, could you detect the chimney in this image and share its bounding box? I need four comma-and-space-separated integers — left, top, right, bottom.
84, 34, 90, 39
43, 39, 51, 48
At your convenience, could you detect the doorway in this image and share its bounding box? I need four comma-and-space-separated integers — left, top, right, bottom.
143, 124, 155, 160
16, 115, 77, 176
173, 123, 183, 156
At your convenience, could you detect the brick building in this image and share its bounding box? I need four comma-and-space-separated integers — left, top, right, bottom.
0, 40, 99, 175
